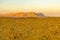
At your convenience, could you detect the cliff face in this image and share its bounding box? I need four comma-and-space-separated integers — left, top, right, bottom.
27, 12, 36, 17
0, 12, 45, 17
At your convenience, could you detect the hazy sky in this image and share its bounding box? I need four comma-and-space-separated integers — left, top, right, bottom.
0, 0, 60, 16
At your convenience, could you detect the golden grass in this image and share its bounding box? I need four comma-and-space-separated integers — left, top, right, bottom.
0, 17, 60, 40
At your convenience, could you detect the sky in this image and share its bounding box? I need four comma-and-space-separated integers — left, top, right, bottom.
0, 0, 60, 16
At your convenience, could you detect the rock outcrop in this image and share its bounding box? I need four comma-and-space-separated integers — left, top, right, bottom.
0, 12, 45, 17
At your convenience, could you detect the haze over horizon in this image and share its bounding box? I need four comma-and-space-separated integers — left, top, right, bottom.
0, 0, 60, 16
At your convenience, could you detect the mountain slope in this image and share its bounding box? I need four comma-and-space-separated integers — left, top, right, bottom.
0, 12, 45, 17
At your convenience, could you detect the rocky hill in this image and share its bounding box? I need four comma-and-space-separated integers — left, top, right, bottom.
0, 12, 45, 17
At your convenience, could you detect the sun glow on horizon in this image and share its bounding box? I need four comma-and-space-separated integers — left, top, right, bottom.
0, 0, 60, 16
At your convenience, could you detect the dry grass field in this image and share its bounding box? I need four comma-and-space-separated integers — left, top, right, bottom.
0, 17, 60, 40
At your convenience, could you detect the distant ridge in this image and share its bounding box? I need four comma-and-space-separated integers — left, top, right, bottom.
34, 13, 45, 17
0, 12, 45, 17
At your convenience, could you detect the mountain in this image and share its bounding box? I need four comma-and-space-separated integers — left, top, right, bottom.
27, 12, 36, 17
0, 12, 25, 17
0, 12, 45, 17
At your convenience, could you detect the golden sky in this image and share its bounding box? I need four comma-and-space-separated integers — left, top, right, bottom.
0, 0, 60, 16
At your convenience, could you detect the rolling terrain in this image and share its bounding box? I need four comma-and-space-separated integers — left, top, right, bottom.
0, 17, 60, 40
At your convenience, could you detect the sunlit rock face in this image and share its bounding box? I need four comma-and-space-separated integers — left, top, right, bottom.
27, 12, 36, 17
0, 12, 45, 17
0, 12, 25, 17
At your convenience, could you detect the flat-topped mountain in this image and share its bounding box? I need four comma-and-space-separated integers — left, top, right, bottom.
0, 12, 45, 17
